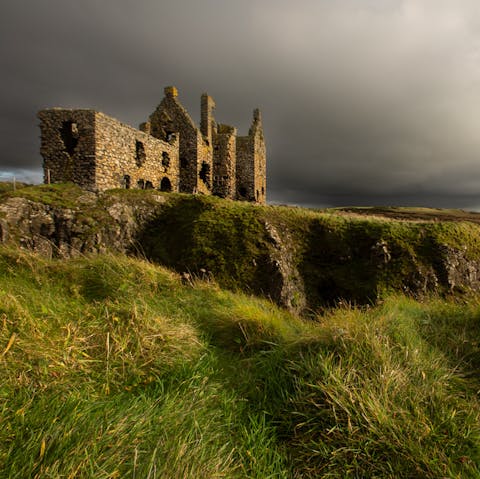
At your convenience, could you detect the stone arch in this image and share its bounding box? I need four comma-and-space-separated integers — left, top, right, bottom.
238, 186, 247, 198
160, 177, 172, 192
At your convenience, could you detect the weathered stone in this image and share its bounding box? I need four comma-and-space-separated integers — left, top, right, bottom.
38, 109, 179, 193
39, 87, 267, 204
262, 220, 306, 313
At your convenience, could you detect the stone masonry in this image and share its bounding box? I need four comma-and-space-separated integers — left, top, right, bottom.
38, 109, 179, 193
39, 87, 267, 203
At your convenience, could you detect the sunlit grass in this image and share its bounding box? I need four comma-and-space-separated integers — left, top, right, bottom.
1, 247, 480, 477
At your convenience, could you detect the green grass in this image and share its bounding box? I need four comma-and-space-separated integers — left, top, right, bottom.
5, 184, 480, 311
1, 246, 480, 477
0, 182, 29, 195
132, 193, 480, 309
2, 182, 85, 209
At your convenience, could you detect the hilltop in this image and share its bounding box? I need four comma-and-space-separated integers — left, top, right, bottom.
3, 183, 480, 313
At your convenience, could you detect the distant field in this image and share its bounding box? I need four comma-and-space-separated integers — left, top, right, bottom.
329, 205, 480, 223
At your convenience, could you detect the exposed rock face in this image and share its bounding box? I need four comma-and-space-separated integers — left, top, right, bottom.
436, 244, 480, 293
262, 220, 306, 314
0, 194, 165, 258
3, 189, 480, 314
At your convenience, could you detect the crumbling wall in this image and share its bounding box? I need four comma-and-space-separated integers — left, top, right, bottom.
38, 109, 97, 190
236, 135, 254, 201
235, 110, 266, 204
251, 109, 267, 204
94, 112, 179, 191
200, 93, 216, 144
213, 124, 236, 199
38, 109, 179, 192
149, 86, 207, 193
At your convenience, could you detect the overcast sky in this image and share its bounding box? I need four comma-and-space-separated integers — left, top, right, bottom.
2, 0, 480, 208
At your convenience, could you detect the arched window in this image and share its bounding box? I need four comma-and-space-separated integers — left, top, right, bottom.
160, 177, 172, 192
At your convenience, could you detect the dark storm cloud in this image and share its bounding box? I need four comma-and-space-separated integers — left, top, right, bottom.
2, 0, 480, 207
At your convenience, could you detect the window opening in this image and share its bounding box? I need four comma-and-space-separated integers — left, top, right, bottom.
199, 161, 211, 188
135, 141, 146, 167
60, 121, 79, 155
162, 151, 170, 170
160, 177, 172, 192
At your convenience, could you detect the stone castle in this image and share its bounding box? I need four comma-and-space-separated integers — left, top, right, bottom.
38, 86, 266, 203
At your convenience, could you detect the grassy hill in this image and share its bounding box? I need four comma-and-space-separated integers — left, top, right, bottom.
4, 183, 480, 314
1, 246, 480, 477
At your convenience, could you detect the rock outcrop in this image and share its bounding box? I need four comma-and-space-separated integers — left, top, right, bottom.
0, 192, 165, 258
2, 185, 480, 314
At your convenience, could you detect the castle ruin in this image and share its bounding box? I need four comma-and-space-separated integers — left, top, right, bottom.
38, 86, 266, 203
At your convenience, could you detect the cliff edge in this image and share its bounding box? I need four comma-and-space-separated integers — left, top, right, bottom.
2, 183, 480, 314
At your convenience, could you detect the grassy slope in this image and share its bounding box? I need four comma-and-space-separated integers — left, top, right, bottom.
1, 247, 480, 477
139, 194, 480, 308
332, 206, 480, 224
0, 182, 29, 195
4, 184, 480, 309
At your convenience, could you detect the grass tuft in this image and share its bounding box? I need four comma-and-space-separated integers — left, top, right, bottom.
1, 247, 480, 477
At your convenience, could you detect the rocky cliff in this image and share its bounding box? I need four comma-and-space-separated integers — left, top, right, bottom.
2, 183, 480, 314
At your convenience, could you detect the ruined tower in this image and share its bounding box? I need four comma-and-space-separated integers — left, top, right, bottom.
236, 109, 266, 203
149, 87, 213, 195
213, 124, 237, 199
200, 93, 216, 144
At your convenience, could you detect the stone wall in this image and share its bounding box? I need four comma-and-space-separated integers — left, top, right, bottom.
149, 87, 207, 194
38, 109, 97, 190
235, 110, 266, 204
195, 141, 210, 194
251, 110, 267, 204
94, 112, 179, 191
38, 109, 179, 192
200, 93, 216, 143
236, 135, 254, 201
213, 125, 237, 198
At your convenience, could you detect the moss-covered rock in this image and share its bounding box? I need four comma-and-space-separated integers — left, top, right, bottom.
3, 184, 480, 313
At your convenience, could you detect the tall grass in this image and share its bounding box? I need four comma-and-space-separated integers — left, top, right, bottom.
1, 246, 480, 477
